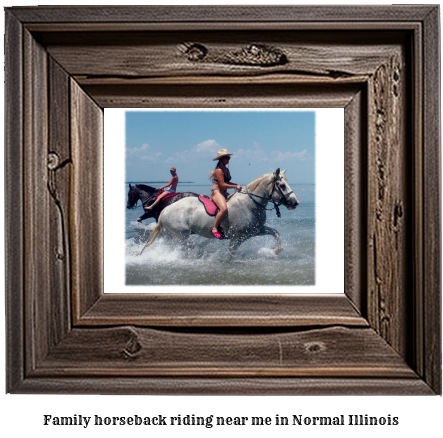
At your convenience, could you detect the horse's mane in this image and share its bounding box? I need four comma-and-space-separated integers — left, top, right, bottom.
246, 173, 273, 192
136, 183, 157, 192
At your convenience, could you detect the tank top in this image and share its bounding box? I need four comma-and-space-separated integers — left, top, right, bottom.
216, 166, 231, 184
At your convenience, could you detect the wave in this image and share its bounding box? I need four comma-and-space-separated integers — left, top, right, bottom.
129, 220, 156, 231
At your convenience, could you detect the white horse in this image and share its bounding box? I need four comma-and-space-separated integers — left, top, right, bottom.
141, 168, 299, 256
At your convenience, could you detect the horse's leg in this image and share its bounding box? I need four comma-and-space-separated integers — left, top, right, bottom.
228, 238, 242, 256
176, 234, 195, 258
137, 211, 153, 222
260, 226, 282, 254
227, 233, 254, 258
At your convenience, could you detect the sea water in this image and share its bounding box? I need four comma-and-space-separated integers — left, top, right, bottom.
125, 183, 315, 286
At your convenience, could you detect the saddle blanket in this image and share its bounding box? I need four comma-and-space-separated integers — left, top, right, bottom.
156, 190, 179, 202
198, 195, 219, 216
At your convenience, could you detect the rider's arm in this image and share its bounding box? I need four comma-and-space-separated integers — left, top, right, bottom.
159, 176, 175, 190
214, 169, 242, 191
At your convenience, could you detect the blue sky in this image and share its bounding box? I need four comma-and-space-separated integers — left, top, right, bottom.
125, 111, 315, 185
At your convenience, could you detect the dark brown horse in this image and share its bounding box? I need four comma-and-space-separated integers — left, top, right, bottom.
126, 183, 201, 222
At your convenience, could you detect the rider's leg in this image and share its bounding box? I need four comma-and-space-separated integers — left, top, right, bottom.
211, 191, 227, 234
145, 191, 167, 210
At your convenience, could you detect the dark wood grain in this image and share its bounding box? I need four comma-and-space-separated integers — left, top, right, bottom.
13, 376, 434, 396
48, 57, 72, 344
70, 80, 104, 320
366, 52, 409, 356
422, 6, 441, 394
38, 326, 415, 377
4, 5, 440, 395
23, 29, 50, 371
8, 5, 437, 24
82, 83, 362, 109
4, 10, 25, 394
41, 32, 398, 79
80, 294, 366, 327
344, 89, 366, 313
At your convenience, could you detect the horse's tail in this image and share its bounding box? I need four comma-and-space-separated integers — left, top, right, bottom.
140, 210, 164, 255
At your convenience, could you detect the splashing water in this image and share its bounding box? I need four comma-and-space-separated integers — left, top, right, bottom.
125, 184, 315, 286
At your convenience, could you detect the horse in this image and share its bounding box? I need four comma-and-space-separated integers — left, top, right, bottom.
126, 183, 201, 222
141, 168, 299, 255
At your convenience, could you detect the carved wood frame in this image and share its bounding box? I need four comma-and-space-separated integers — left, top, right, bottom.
5, 6, 441, 394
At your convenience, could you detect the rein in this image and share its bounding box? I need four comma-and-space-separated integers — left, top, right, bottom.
128, 185, 157, 209
244, 177, 293, 218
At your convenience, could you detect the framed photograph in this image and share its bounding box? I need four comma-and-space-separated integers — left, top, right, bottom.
5, 5, 440, 394
105, 108, 343, 292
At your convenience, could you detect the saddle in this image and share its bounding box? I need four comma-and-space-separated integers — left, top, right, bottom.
138, 191, 199, 223
198, 196, 228, 239
156, 190, 179, 202
198, 195, 219, 216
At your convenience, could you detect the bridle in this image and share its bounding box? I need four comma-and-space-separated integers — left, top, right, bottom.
128, 185, 160, 210
244, 176, 294, 218
127, 185, 141, 209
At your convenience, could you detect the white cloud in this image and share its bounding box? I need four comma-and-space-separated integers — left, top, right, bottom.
272, 149, 312, 162
140, 152, 162, 161
238, 149, 269, 161
235, 146, 269, 162
126, 143, 150, 154
165, 150, 191, 164
165, 140, 221, 164
195, 139, 220, 153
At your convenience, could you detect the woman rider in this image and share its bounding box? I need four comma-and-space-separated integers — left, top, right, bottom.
209, 149, 242, 239
145, 167, 178, 211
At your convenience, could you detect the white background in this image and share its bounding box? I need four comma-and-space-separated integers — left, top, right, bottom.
104, 108, 344, 293
1, 1, 442, 437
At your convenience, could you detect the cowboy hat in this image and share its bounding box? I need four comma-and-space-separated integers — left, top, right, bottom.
213, 149, 235, 161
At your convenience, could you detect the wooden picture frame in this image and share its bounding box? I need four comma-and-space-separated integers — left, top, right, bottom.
5, 5, 441, 394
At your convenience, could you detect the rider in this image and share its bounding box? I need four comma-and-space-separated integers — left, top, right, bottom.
209, 149, 242, 239
145, 167, 179, 211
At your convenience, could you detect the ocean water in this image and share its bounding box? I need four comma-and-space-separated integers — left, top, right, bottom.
125, 183, 315, 286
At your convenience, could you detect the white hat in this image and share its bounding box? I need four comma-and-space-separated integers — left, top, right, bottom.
213, 149, 235, 161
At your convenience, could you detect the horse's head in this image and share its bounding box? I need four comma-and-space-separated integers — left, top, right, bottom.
126, 184, 139, 209
271, 168, 300, 210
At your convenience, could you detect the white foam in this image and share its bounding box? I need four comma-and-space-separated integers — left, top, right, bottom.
129, 220, 156, 231
125, 237, 183, 265
256, 247, 278, 259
